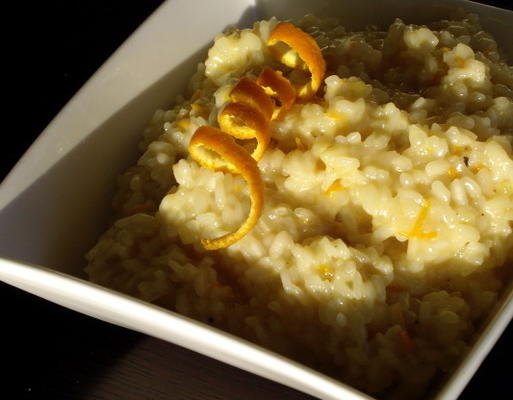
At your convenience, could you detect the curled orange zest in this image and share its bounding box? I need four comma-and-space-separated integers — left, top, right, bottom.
185, 21, 328, 250
256, 67, 296, 121
267, 22, 326, 100
218, 102, 271, 161
188, 126, 264, 250
229, 77, 274, 122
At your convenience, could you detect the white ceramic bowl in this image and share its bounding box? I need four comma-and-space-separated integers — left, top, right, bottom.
1, 1, 512, 399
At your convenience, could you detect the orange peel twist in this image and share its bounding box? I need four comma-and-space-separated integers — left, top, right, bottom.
267, 22, 326, 100
229, 77, 274, 121
218, 102, 271, 161
188, 126, 264, 250
186, 21, 326, 249
257, 67, 297, 121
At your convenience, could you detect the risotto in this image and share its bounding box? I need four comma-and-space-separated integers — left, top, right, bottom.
85, 12, 513, 399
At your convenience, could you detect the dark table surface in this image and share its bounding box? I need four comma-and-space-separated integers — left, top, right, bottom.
4, 1, 513, 399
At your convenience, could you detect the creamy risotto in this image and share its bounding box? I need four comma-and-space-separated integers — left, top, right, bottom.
85, 13, 513, 399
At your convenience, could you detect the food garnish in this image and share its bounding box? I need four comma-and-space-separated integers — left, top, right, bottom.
256, 67, 297, 121
188, 22, 326, 249
218, 102, 271, 161
188, 126, 264, 250
267, 22, 326, 100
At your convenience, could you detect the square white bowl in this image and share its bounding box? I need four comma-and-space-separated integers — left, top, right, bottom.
1, 1, 512, 399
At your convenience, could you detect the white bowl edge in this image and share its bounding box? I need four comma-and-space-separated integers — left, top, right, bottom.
0, 257, 373, 400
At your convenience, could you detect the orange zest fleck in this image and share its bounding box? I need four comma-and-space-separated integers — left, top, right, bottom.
191, 103, 209, 118
326, 110, 340, 119
218, 102, 271, 161
471, 163, 485, 173
455, 56, 465, 67
324, 180, 344, 197
447, 166, 457, 178
256, 67, 296, 121
390, 303, 415, 352
315, 159, 326, 172
318, 264, 334, 281
176, 118, 191, 130
267, 22, 326, 100
452, 146, 463, 155
188, 126, 264, 250
399, 199, 437, 240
